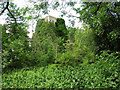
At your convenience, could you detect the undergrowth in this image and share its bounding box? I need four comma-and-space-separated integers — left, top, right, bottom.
2, 51, 120, 88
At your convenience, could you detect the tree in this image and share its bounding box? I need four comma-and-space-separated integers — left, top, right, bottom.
74, 2, 120, 52
55, 18, 68, 40
26, 0, 79, 28
0, 0, 17, 23
31, 19, 61, 65
2, 3, 31, 70
55, 24, 96, 66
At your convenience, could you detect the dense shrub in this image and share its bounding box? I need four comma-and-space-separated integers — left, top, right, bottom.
2, 50, 120, 88
2, 24, 30, 70
55, 25, 96, 65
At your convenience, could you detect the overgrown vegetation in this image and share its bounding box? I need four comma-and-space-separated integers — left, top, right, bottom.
55, 25, 96, 66
2, 51, 120, 88
1, 1, 120, 89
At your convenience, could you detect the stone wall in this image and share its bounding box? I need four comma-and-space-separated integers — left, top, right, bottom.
45, 15, 56, 24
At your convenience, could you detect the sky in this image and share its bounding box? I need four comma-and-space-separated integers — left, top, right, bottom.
0, 0, 82, 38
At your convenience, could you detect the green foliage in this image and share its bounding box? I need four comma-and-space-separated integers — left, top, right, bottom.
31, 20, 61, 65
55, 18, 68, 40
77, 2, 120, 52
2, 23, 30, 70
52, 2, 59, 9
2, 3, 31, 70
67, 2, 76, 6
2, 51, 120, 88
2, 1, 120, 89
67, 27, 76, 42
74, 25, 97, 63
55, 25, 96, 65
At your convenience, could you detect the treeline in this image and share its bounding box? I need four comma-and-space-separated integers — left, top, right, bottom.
31, 18, 96, 66
2, 17, 94, 69
2, 16, 120, 70
2, 2, 120, 71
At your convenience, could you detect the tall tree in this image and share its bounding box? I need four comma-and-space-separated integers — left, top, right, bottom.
55, 18, 68, 40
74, 2, 120, 52
2, 2, 30, 70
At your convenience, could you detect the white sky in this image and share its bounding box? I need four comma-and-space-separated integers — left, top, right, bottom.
0, 0, 82, 38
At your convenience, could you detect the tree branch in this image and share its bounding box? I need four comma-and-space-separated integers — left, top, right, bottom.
7, 8, 17, 23
0, 1, 9, 16
82, 3, 98, 11
67, 15, 79, 18
0, 0, 17, 34
94, 2, 102, 15
0, 0, 17, 23
7, 8, 17, 34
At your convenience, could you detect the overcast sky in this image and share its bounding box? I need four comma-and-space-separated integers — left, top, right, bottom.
0, 0, 82, 38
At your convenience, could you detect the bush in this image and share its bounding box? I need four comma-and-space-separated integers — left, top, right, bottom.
2, 51, 120, 88
2, 24, 30, 70
55, 24, 96, 66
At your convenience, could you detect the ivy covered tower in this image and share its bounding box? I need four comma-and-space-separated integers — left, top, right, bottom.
45, 15, 56, 24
